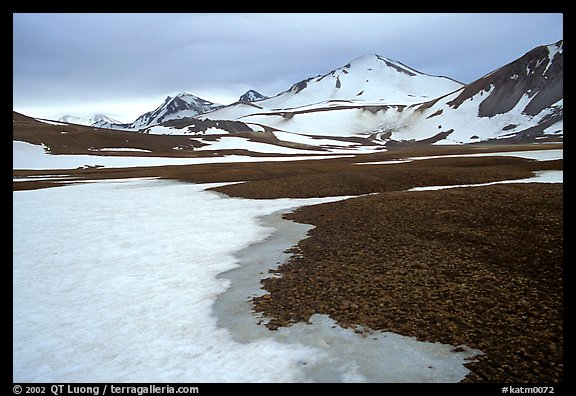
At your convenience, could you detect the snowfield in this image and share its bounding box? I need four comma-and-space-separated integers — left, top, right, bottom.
408, 170, 562, 191
12, 141, 353, 170
358, 148, 563, 166
13, 179, 481, 382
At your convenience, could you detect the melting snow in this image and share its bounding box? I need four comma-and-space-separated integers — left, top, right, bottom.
34, 118, 67, 126
90, 148, 152, 153
195, 136, 323, 155
14, 139, 562, 382
357, 148, 563, 166
408, 149, 563, 162
13, 179, 481, 382
408, 170, 562, 191
12, 141, 352, 170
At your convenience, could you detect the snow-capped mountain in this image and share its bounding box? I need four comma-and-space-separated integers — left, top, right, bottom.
59, 114, 123, 128
64, 40, 562, 146
186, 54, 465, 136
263, 54, 464, 109
189, 41, 562, 144
61, 93, 225, 131
202, 54, 464, 124
379, 39, 564, 144
126, 93, 223, 130
239, 90, 268, 102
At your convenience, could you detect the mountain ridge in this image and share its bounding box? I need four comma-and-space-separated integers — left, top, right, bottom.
196, 40, 562, 145
53, 41, 563, 145
59, 114, 123, 128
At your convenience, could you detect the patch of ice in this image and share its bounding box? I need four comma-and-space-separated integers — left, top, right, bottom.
13, 179, 481, 382
196, 136, 323, 155
356, 159, 412, 165
408, 170, 562, 191
34, 118, 67, 126
355, 149, 562, 167
409, 149, 563, 162
13, 140, 352, 170
90, 148, 152, 153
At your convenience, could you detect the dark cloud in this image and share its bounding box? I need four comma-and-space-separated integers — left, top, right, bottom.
13, 13, 563, 122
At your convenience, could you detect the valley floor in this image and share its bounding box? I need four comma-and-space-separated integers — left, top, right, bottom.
13, 142, 564, 383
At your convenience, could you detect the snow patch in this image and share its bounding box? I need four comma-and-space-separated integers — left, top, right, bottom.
14, 179, 481, 382
35, 119, 66, 126
409, 170, 562, 191
13, 140, 352, 170
89, 148, 152, 153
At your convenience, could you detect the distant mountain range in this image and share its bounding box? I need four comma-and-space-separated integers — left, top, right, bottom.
58, 39, 563, 145
59, 114, 123, 129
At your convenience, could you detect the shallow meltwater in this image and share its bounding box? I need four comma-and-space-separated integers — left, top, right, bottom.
213, 210, 482, 383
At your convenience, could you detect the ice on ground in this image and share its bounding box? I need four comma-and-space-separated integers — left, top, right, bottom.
195, 136, 323, 155
273, 131, 360, 147
215, 211, 480, 383
34, 118, 67, 126
13, 179, 480, 382
356, 148, 563, 166
91, 148, 152, 153
409, 149, 563, 162
409, 170, 563, 191
357, 159, 413, 165
12, 141, 351, 170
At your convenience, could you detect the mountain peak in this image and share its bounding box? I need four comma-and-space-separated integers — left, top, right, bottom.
128, 92, 223, 130
239, 90, 268, 102
265, 53, 464, 108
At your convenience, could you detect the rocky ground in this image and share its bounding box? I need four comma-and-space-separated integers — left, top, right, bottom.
209, 150, 562, 383
13, 141, 564, 383
253, 183, 563, 383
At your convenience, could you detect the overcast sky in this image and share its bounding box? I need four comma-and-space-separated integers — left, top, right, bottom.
13, 13, 563, 123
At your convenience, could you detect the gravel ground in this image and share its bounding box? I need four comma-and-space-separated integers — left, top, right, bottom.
252, 183, 563, 383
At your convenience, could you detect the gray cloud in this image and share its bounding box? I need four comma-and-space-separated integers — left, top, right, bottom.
13, 13, 563, 122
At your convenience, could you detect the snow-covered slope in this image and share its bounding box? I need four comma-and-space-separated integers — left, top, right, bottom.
62, 41, 562, 146
58, 93, 223, 131
381, 40, 564, 144
126, 93, 223, 130
59, 114, 123, 128
195, 41, 562, 144
201, 54, 463, 123
263, 54, 463, 109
